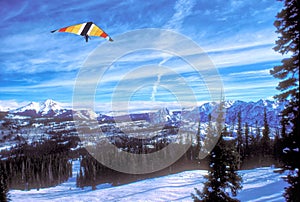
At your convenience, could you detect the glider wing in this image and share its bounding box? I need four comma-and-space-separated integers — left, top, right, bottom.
51, 22, 113, 42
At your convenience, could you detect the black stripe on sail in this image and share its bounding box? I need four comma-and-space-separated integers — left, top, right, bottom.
80, 22, 93, 36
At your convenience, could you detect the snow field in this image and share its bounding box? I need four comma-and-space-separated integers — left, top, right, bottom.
10, 161, 288, 202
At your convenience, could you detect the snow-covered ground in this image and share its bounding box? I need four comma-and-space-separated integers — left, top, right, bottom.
9, 161, 288, 202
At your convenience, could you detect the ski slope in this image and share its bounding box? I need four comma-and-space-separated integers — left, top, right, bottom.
10, 161, 288, 202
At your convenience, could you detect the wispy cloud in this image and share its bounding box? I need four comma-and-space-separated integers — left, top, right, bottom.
228, 69, 270, 78
0, 100, 29, 110
151, 56, 172, 101
164, 0, 196, 30
93, 100, 210, 114
0, 1, 28, 22
222, 67, 278, 101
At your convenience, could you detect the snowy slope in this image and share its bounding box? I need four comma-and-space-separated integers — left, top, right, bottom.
13, 99, 62, 115
10, 161, 288, 202
10, 99, 76, 118
73, 109, 98, 120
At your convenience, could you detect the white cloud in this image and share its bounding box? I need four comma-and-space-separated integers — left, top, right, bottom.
93, 100, 207, 114
224, 80, 277, 91
0, 100, 29, 110
228, 69, 270, 77
1, 2, 28, 22
164, 0, 196, 30
222, 78, 278, 101
208, 45, 282, 68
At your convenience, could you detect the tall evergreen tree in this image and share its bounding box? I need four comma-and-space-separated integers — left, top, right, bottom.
195, 119, 201, 159
244, 123, 249, 157
273, 117, 287, 161
261, 108, 271, 155
199, 113, 214, 159
236, 111, 244, 161
192, 127, 242, 202
255, 120, 261, 142
192, 102, 242, 202
280, 117, 287, 140
270, 0, 299, 200
273, 127, 282, 160
0, 163, 9, 202
248, 120, 261, 157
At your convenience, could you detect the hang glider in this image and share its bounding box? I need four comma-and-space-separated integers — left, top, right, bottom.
51, 22, 113, 42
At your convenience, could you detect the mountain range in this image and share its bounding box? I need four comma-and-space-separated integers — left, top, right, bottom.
8, 99, 72, 118
1, 99, 284, 128
190, 99, 284, 128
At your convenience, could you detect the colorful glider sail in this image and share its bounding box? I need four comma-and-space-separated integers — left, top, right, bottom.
51, 22, 113, 42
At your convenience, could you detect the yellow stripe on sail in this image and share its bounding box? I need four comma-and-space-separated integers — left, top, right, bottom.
63, 23, 86, 35
65, 26, 75, 33
89, 25, 104, 37
72, 24, 83, 35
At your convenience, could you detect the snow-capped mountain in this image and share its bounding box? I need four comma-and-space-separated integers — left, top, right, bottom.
187, 99, 284, 127
149, 108, 172, 125
73, 109, 98, 120
14, 99, 61, 114
4, 99, 284, 128
12, 99, 70, 117
225, 99, 284, 127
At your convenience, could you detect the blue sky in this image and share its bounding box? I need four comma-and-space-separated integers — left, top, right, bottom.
0, 0, 285, 111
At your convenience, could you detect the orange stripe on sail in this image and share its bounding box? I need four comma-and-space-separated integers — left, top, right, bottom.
65, 26, 75, 33
59, 27, 67, 32
95, 29, 104, 36
100, 32, 108, 38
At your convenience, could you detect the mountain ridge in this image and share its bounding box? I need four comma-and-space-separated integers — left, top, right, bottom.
11, 99, 71, 118
1, 99, 284, 127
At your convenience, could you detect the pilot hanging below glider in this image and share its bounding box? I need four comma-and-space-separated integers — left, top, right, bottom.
51, 21, 113, 42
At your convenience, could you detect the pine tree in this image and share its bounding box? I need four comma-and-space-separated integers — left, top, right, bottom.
198, 113, 214, 159
0, 163, 9, 202
255, 120, 261, 143
261, 108, 271, 156
270, 0, 300, 200
244, 123, 249, 157
236, 111, 244, 161
280, 117, 287, 140
192, 102, 242, 202
272, 117, 287, 161
195, 119, 201, 159
192, 128, 242, 202
249, 120, 261, 156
